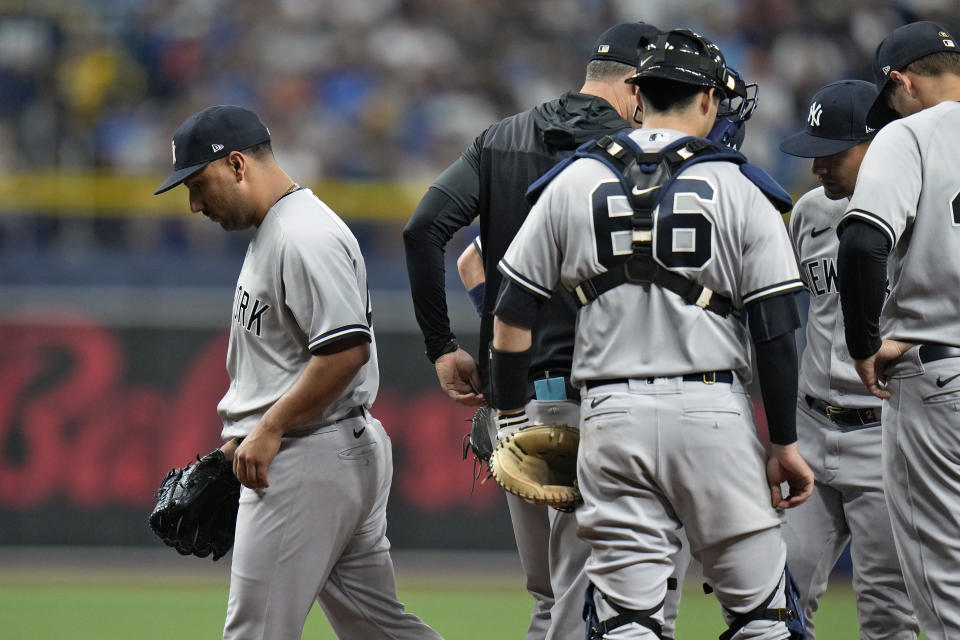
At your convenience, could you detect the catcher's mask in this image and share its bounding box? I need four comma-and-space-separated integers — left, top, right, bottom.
709, 67, 758, 150
626, 28, 746, 101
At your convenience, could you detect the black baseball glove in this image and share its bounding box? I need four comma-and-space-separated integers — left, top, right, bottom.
462, 407, 495, 488
148, 449, 241, 561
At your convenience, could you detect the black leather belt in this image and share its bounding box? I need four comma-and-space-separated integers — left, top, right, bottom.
585, 371, 733, 391
804, 395, 879, 430
919, 343, 960, 364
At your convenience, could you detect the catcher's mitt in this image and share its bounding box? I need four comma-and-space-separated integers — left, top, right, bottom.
148, 449, 241, 561
489, 422, 582, 511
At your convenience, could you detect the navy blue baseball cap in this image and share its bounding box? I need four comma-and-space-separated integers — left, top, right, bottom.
590, 22, 660, 67
154, 105, 271, 195
866, 21, 959, 128
780, 80, 879, 158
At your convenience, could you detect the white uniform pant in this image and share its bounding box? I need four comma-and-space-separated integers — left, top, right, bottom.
882, 350, 960, 640
783, 396, 917, 639
578, 377, 789, 640
223, 412, 442, 640
489, 399, 589, 640
489, 398, 689, 640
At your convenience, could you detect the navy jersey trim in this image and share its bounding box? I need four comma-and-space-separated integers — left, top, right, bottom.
841, 209, 896, 248
308, 324, 372, 352
498, 259, 552, 299
742, 279, 805, 306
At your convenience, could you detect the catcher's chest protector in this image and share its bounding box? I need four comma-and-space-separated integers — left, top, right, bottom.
526, 131, 792, 316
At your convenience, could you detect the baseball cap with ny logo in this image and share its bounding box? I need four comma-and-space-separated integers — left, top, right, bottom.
154, 105, 271, 195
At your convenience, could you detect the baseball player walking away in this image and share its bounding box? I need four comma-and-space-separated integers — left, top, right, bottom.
779, 79, 918, 639
491, 28, 814, 640
154, 105, 443, 640
837, 21, 960, 640
403, 22, 697, 640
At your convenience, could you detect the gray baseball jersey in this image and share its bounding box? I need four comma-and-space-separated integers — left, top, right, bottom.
842, 101, 960, 638
790, 188, 881, 408
501, 129, 803, 386
221, 189, 441, 640
501, 127, 800, 638
218, 189, 378, 438
784, 187, 917, 638
842, 101, 960, 346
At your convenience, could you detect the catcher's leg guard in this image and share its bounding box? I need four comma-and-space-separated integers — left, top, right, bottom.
706, 566, 805, 640
583, 581, 676, 640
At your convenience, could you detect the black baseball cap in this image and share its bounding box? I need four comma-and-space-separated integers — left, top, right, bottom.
154, 105, 271, 195
866, 21, 959, 128
625, 29, 745, 100
590, 22, 660, 67
779, 80, 878, 158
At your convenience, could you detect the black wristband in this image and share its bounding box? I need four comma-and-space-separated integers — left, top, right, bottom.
489, 345, 532, 411
427, 338, 459, 364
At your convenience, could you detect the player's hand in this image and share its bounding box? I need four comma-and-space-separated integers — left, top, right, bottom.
766, 443, 814, 509
233, 423, 283, 489
435, 348, 485, 407
854, 339, 913, 399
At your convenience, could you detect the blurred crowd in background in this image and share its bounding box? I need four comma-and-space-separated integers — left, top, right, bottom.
1, 0, 957, 290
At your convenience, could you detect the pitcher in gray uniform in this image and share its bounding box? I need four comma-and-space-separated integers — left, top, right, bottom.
779, 79, 918, 639
837, 21, 960, 640
490, 29, 813, 640
155, 105, 443, 640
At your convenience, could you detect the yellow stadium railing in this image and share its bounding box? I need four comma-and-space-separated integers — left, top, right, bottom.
0, 172, 429, 222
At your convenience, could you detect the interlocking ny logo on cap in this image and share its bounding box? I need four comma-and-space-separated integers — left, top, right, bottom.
807, 101, 823, 127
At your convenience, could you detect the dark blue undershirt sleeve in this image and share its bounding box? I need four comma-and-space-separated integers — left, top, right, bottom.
746, 291, 803, 445
493, 278, 547, 330
402, 151, 480, 362
837, 219, 891, 359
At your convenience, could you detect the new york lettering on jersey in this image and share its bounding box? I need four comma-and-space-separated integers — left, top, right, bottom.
232, 285, 271, 336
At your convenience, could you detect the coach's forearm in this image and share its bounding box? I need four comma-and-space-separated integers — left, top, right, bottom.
403, 187, 476, 361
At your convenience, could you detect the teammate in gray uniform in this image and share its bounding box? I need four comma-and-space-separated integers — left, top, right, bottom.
491, 29, 813, 640
779, 80, 918, 639
837, 21, 960, 640
154, 105, 443, 640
